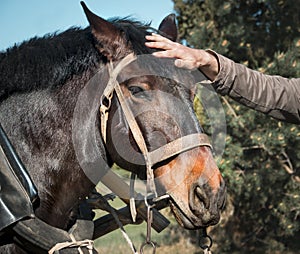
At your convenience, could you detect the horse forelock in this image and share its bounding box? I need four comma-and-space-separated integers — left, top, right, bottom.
110, 17, 157, 55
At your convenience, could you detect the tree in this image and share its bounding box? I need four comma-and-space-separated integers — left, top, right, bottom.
175, 0, 300, 68
173, 0, 300, 252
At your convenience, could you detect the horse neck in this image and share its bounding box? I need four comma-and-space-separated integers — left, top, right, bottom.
0, 31, 107, 229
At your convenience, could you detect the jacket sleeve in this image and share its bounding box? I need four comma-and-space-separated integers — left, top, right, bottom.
210, 52, 300, 124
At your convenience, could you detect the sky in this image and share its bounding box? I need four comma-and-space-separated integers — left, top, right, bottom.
0, 0, 174, 51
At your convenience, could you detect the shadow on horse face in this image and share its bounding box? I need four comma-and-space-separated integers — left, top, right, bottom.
82, 2, 226, 229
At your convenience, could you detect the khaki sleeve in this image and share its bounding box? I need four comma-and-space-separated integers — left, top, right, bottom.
210, 52, 300, 124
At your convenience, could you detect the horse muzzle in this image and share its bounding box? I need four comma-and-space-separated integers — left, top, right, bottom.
154, 146, 226, 229
170, 178, 226, 229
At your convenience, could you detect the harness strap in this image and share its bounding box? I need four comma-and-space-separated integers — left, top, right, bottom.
100, 53, 136, 143
148, 133, 211, 166
100, 53, 157, 196
102, 53, 136, 100
113, 75, 157, 196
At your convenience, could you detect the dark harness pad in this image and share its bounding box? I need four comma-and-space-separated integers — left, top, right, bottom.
0, 125, 36, 232
0, 145, 34, 231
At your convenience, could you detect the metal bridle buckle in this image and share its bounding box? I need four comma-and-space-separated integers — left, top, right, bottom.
100, 93, 114, 143
100, 93, 113, 109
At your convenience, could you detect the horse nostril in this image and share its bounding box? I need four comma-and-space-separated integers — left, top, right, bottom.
195, 186, 210, 209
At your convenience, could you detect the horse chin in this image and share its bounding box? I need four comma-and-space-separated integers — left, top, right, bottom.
168, 198, 220, 230
169, 200, 197, 229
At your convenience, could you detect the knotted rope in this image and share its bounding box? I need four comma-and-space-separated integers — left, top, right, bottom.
48, 234, 94, 254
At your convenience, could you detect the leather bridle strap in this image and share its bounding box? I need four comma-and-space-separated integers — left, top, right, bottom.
100, 53, 157, 195
113, 74, 157, 195
148, 133, 211, 166
100, 53, 137, 143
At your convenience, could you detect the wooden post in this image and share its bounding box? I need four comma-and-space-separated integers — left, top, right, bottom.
99, 170, 170, 233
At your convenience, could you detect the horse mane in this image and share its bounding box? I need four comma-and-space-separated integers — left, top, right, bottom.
0, 17, 154, 102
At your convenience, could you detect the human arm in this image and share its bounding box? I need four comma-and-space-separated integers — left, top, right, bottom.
145, 33, 300, 124
214, 53, 300, 124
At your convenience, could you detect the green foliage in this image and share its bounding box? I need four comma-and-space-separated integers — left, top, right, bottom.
173, 0, 300, 252
174, 0, 300, 69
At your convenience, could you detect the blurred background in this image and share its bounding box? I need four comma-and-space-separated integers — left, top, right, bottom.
2, 1, 299, 253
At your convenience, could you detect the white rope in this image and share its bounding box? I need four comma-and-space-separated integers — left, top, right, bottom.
101, 194, 138, 254
109, 207, 138, 254
203, 248, 212, 254
129, 173, 138, 222
48, 233, 94, 254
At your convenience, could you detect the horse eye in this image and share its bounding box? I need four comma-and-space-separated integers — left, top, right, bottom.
128, 86, 146, 98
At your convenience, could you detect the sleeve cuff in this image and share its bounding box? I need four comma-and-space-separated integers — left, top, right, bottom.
205, 50, 237, 95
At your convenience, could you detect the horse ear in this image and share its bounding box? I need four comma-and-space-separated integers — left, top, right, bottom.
158, 14, 178, 42
81, 1, 127, 61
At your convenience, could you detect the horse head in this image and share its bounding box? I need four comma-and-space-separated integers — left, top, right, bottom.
81, 2, 226, 229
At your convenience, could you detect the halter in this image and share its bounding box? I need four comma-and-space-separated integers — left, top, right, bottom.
100, 53, 213, 253
100, 53, 212, 197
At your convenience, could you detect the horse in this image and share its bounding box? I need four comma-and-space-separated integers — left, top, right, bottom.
0, 2, 226, 253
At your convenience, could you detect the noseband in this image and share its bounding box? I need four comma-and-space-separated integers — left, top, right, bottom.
100, 53, 212, 197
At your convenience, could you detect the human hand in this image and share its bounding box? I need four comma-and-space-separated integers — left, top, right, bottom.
145, 33, 219, 80
145, 33, 203, 70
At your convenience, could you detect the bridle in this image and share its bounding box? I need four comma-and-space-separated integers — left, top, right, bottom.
100, 53, 212, 197
100, 53, 213, 253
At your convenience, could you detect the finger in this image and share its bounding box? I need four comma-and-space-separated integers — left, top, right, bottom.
145, 33, 172, 43
152, 50, 178, 58
145, 41, 174, 50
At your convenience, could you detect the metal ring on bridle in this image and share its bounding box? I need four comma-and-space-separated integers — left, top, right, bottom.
199, 233, 213, 250
140, 241, 156, 254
